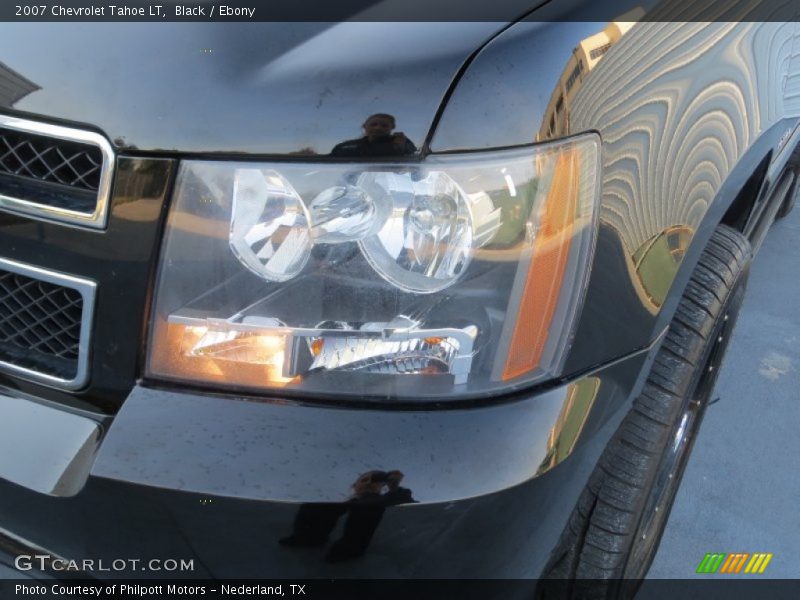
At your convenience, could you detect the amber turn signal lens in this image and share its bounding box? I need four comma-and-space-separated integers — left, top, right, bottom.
503, 148, 582, 380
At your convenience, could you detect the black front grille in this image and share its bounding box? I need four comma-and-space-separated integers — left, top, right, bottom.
0, 127, 102, 191
0, 268, 83, 379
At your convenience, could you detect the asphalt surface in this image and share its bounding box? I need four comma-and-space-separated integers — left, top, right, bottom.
649, 205, 800, 578
0, 209, 797, 582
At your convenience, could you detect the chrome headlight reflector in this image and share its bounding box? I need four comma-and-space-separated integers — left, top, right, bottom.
147, 134, 601, 400
229, 169, 313, 282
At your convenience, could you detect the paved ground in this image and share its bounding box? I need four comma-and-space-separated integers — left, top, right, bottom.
649, 205, 800, 578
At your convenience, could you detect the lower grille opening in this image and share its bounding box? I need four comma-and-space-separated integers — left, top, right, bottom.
0, 262, 93, 387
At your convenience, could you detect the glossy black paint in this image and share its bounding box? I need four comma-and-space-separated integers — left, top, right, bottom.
1, 466, 589, 581
568, 118, 800, 374
0, 343, 652, 578
94, 343, 652, 503
0, 22, 503, 156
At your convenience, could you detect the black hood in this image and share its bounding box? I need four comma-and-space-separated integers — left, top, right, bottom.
0, 22, 506, 156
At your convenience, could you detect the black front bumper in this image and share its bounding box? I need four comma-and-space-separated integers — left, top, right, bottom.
0, 342, 655, 580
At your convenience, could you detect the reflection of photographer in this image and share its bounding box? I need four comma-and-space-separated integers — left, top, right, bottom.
331, 114, 417, 157
279, 470, 416, 563
383, 470, 413, 504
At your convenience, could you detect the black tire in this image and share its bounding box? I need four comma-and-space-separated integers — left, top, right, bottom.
539, 225, 752, 597
775, 176, 797, 220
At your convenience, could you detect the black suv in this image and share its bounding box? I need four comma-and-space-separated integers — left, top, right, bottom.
0, 2, 798, 593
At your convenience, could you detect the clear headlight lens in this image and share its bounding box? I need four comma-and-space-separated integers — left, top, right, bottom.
229, 169, 313, 282
358, 170, 479, 293
147, 134, 600, 400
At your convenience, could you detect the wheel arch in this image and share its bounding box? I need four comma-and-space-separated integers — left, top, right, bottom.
646, 118, 799, 362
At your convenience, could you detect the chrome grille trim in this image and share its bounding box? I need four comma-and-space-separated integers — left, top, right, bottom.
0, 257, 96, 390
0, 115, 114, 229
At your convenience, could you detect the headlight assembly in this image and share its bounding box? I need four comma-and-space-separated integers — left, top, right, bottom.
146, 134, 601, 400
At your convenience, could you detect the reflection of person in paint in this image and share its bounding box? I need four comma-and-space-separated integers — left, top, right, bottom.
278, 470, 416, 563
331, 113, 417, 157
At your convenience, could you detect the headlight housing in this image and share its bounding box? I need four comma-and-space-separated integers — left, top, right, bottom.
146, 134, 600, 401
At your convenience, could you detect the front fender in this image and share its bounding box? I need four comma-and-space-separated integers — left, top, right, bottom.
429, 16, 800, 373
